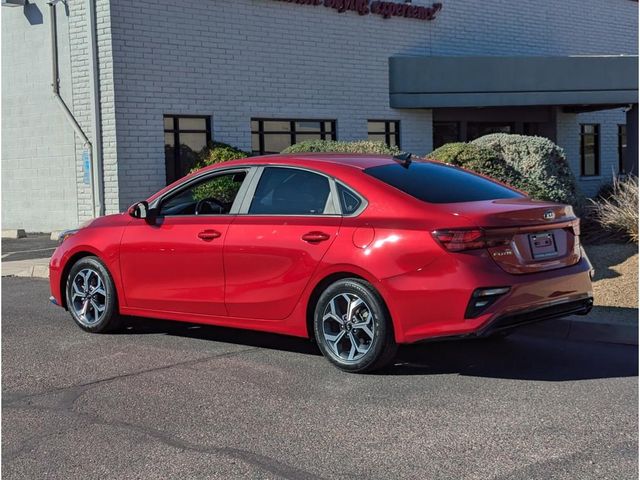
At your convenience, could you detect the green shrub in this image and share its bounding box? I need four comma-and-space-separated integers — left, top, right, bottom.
190, 142, 249, 202
427, 142, 537, 193
471, 134, 580, 206
191, 141, 249, 171
590, 175, 638, 242
282, 139, 401, 155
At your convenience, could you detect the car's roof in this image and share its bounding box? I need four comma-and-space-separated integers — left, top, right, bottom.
221, 153, 397, 170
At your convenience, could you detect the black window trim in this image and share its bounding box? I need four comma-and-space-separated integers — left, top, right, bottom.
618, 123, 627, 174
151, 166, 255, 217
580, 123, 601, 177
239, 165, 341, 217
164, 114, 212, 185
251, 118, 337, 155
367, 119, 401, 149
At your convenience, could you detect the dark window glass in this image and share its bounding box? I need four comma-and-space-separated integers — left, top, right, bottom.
467, 122, 513, 141
580, 124, 600, 177
249, 168, 331, 215
433, 122, 460, 149
251, 119, 336, 155
618, 124, 627, 174
367, 120, 400, 148
364, 162, 523, 204
164, 115, 211, 185
337, 184, 362, 215
160, 171, 246, 216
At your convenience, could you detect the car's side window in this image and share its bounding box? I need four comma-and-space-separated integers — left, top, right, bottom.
336, 183, 362, 215
248, 167, 332, 215
160, 171, 247, 216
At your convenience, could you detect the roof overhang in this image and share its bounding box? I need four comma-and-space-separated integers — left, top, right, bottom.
389, 55, 639, 109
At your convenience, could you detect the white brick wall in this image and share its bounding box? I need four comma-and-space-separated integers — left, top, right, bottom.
1, 2, 78, 231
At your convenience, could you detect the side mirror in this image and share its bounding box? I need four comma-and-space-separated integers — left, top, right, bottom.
128, 201, 149, 219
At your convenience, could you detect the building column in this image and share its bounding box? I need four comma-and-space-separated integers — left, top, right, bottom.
625, 104, 638, 175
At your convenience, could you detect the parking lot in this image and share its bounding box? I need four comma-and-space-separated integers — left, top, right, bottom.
2, 276, 638, 479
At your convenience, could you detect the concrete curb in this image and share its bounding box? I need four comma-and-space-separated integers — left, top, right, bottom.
2, 229, 26, 239
2, 259, 50, 279
519, 318, 638, 346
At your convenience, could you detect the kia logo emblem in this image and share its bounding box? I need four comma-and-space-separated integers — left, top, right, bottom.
543, 210, 555, 220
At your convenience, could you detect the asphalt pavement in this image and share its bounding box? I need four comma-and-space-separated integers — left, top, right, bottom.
2, 277, 638, 480
1, 234, 57, 262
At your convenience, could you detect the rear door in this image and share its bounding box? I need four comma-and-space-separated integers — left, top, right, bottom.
224, 166, 342, 320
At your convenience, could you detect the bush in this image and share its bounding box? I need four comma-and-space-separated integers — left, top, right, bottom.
428, 142, 537, 194
189, 142, 249, 202
590, 175, 639, 242
282, 139, 401, 155
191, 141, 249, 171
471, 134, 580, 206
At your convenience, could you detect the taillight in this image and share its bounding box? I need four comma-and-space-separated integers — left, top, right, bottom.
432, 229, 511, 252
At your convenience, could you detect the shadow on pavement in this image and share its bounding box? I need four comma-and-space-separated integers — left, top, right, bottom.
387, 334, 638, 381
121, 316, 637, 381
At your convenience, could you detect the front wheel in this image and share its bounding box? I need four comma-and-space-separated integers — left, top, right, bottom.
313, 279, 397, 373
65, 256, 121, 333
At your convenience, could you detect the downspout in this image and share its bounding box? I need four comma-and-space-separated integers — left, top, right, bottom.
48, 0, 104, 218
86, 0, 104, 216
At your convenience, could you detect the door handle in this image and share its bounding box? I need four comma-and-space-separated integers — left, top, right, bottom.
302, 231, 331, 243
198, 229, 221, 241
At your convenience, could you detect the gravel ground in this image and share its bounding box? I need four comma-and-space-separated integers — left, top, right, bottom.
583, 243, 638, 325
586, 243, 638, 307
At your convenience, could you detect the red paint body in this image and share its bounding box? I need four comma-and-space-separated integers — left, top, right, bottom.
50, 155, 593, 343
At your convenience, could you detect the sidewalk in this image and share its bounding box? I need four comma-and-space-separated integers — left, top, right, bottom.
2, 257, 50, 278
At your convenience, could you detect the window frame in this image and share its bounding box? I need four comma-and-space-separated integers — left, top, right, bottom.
580, 123, 601, 177
151, 167, 256, 218
251, 118, 337, 155
367, 120, 401, 149
164, 114, 212, 184
618, 124, 627, 174
151, 164, 368, 218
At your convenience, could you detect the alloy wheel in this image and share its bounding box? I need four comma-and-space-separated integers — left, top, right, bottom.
321, 293, 375, 362
70, 268, 107, 327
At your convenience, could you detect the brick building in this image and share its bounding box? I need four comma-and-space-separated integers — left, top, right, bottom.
1, 0, 638, 231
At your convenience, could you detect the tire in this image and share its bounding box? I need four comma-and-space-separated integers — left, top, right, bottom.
313, 278, 397, 373
65, 256, 121, 333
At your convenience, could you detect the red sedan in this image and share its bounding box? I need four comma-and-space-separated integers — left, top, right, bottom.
50, 154, 594, 372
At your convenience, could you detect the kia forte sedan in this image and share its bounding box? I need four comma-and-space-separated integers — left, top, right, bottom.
50, 154, 594, 372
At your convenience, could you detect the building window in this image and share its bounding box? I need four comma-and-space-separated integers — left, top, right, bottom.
467, 122, 514, 141
433, 122, 460, 149
251, 119, 336, 155
580, 124, 600, 177
368, 120, 400, 148
618, 124, 627, 174
164, 115, 211, 184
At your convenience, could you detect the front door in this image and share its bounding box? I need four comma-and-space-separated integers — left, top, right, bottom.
119, 168, 250, 316
224, 166, 342, 320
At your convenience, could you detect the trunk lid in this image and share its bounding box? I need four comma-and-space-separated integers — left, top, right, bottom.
441, 198, 581, 274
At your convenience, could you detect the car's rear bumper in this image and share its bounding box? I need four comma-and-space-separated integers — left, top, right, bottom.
381, 252, 594, 344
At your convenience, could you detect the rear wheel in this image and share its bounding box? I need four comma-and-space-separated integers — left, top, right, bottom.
313, 279, 397, 373
65, 256, 120, 333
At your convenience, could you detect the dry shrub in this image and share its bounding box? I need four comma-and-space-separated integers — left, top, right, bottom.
590, 175, 639, 242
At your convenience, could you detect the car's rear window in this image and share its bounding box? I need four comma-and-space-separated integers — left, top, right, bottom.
364, 162, 523, 204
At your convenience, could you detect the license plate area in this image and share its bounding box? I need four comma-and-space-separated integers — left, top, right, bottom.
528, 232, 558, 260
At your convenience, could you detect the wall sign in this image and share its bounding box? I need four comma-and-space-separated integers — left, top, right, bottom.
82, 150, 91, 185
272, 0, 443, 21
